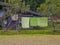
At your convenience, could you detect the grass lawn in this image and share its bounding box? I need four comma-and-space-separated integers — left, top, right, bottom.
0, 29, 60, 35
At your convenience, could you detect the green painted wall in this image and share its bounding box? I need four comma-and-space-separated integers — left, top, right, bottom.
30, 17, 38, 26
22, 17, 29, 28
30, 17, 48, 27
22, 17, 48, 28
37, 17, 48, 27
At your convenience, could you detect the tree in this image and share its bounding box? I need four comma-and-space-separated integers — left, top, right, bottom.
37, 0, 60, 15
6, 0, 60, 16
24, 0, 45, 11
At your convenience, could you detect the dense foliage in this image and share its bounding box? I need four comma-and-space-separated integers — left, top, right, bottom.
2, 0, 60, 15
37, 0, 60, 15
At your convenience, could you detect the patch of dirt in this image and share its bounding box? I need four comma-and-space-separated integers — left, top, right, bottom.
0, 35, 60, 45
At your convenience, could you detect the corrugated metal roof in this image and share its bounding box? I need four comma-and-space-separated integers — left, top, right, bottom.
27, 10, 43, 17
17, 10, 43, 17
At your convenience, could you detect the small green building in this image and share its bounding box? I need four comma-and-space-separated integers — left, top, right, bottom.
17, 10, 48, 29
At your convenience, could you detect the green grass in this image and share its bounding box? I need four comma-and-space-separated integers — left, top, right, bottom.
0, 29, 60, 35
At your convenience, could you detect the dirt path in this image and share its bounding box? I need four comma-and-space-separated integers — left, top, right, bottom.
0, 35, 60, 45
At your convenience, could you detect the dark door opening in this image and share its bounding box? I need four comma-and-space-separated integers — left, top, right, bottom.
0, 5, 3, 9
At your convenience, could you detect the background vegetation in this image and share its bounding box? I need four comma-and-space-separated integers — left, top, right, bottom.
0, 0, 60, 15
7, 0, 60, 16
